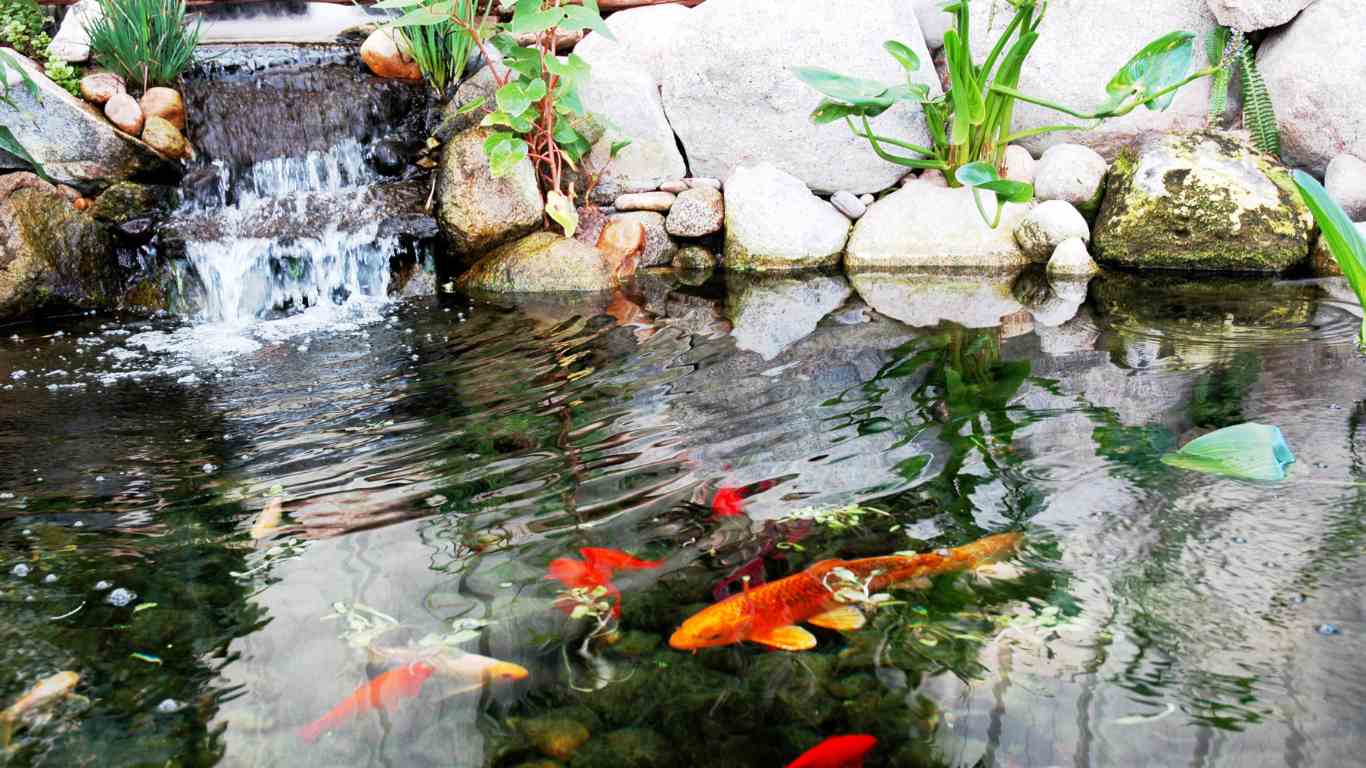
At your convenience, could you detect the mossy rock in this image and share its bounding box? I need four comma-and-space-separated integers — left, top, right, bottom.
568, 728, 675, 768
1093, 131, 1312, 272
457, 232, 616, 293
604, 630, 661, 659
88, 181, 178, 225
743, 652, 838, 728
514, 715, 591, 762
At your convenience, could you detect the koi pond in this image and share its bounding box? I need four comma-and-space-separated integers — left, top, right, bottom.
1, 270, 1364, 768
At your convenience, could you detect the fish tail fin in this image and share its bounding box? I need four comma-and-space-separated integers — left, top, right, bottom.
297, 720, 325, 744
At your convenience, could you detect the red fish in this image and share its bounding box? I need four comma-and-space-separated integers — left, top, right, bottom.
547, 547, 663, 617
297, 662, 434, 743
786, 734, 877, 768
711, 479, 776, 518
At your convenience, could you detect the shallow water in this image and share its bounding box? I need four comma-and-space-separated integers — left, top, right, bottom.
1, 271, 1364, 767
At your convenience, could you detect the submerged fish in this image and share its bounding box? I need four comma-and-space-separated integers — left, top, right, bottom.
298, 663, 434, 743
1, 671, 80, 748
547, 547, 664, 617
249, 497, 283, 541
786, 734, 877, 768
367, 647, 528, 693
669, 532, 1023, 651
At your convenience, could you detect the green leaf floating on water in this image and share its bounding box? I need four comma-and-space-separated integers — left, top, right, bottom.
1160, 422, 1294, 481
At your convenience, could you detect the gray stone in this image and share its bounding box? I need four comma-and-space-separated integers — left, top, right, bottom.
665, 187, 723, 237
0, 51, 179, 191
830, 190, 866, 220
79, 72, 124, 105
912, 0, 955, 49
433, 65, 500, 142
1325, 154, 1366, 221
968, 0, 1219, 158
435, 127, 543, 256
456, 231, 615, 293
610, 210, 678, 268
1206, 0, 1315, 31
1093, 131, 1312, 271
673, 245, 716, 271
727, 273, 852, 360
662, 0, 940, 194
103, 93, 143, 136
1047, 237, 1100, 277
659, 180, 689, 194
1004, 145, 1036, 184
858, 193, 874, 206
845, 184, 1030, 270
578, 63, 688, 203
848, 270, 1028, 329
686, 177, 722, 190
572, 3, 694, 85
1034, 144, 1108, 214
49, 0, 99, 63
1258, 0, 1366, 176
614, 191, 676, 212
1014, 200, 1090, 260
722, 163, 850, 271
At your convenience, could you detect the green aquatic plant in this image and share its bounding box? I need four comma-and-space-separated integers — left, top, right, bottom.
396, 0, 481, 99
1160, 422, 1295, 481
86, 0, 200, 92
0, 0, 49, 60
779, 503, 890, 532
1205, 25, 1279, 156
794, 0, 1215, 224
1294, 170, 1366, 342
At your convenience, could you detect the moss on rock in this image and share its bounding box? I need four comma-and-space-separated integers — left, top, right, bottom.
88, 181, 178, 225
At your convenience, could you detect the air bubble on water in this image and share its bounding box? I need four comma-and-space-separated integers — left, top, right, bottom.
71, 520, 83, 527
0, 492, 13, 499
1316, 623, 1341, 636
44, 574, 57, 584
106, 588, 136, 607
202, 464, 217, 474
94, 580, 112, 591
155, 699, 183, 714
1231, 536, 1247, 544
11, 370, 26, 380
1291, 594, 1308, 605
11, 564, 30, 578
95, 476, 105, 482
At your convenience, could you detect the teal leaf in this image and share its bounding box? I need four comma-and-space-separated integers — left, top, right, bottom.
1160, 422, 1295, 481
1294, 170, 1366, 338
1101, 31, 1196, 114
954, 162, 1033, 203
883, 40, 921, 72
792, 66, 918, 117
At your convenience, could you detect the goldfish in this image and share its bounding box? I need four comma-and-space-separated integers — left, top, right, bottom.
786, 734, 877, 768
711, 479, 776, 518
367, 647, 528, 693
249, 496, 283, 541
298, 662, 434, 743
1, 671, 80, 749
669, 532, 1023, 651
547, 547, 663, 617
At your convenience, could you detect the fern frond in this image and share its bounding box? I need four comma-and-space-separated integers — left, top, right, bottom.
1239, 45, 1280, 157
1206, 27, 1241, 127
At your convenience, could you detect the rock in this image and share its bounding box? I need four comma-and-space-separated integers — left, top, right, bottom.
138, 87, 186, 131
1047, 237, 1100, 277
686, 177, 721, 190
140, 116, 190, 160
1093, 131, 1312, 271
432, 65, 500, 142
1257, 0, 1366, 176
608, 211, 676, 268
665, 187, 723, 237
727, 273, 853, 360
1003, 145, 1036, 184
1311, 221, 1366, 277
1325, 154, 1366, 221
0, 172, 118, 319
54, 184, 80, 203
1034, 144, 1108, 215
88, 181, 177, 224
968, 0, 1218, 158
360, 28, 422, 81
0, 51, 179, 189
518, 716, 591, 762
457, 232, 617, 293
858, 193, 874, 206
104, 93, 144, 136
830, 190, 866, 220
78, 72, 124, 105
573, 3, 694, 85
722, 164, 850, 271
614, 191, 675, 213
918, 169, 948, 187
49, 0, 100, 63
673, 245, 716, 271
662, 0, 940, 194
1014, 200, 1090, 260
659, 180, 689, 194
845, 184, 1030, 270
574, 206, 612, 247
369, 138, 406, 176
912, 0, 954, 49
436, 127, 543, 256
1206, 0, 1315, 31
568, 728, 672, 768
578, 64, 687, 202
597, 218, 646, 280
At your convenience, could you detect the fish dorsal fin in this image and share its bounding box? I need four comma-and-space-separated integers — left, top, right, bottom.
806, 605, 867, 631
751, 624, 817, 651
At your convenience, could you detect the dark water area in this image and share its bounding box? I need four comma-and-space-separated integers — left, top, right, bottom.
0, 270, 1364, 767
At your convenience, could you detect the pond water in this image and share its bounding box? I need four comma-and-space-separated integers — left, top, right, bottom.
1, 270, 1364, 767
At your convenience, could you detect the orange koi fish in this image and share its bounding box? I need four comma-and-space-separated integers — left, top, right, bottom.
2, 671, 80, 748
298, 663, 434, 743
787, 734, 877, 768
367, 647, 528, 693
669, 532, 1023, 651
711, 480, 776, 518
547, 547, 663, 617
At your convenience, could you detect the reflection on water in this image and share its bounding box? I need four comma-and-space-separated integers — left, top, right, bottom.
1, 270, 1365, 767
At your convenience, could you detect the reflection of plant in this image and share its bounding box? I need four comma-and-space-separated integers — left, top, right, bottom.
795, 0, 1213, 225
322, 602, 401, 649
780, 503, 889, 533
1205, 26, 1279, 156
87, 0, 201, 92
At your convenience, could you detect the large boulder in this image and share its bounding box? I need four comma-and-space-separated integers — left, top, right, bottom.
1093, 131, 1312, 271
912, 0, 954, 49
662, 0, 940, 194
726, 273, 853, 360
0, 50, 179, 191
845, 184, 1030, 270
1325, 154, 1366, 221
577, 63, 687, 202
1257, 0, 1366, 176
573, 4, 694, 84
1206, 0, 1315, 31
48, 0, 100, 63
0, 173, 117, 319
435, 127, 543, 257
722, 164, 850, 271
968, 0, 1219, 158
456, 232, 617, 293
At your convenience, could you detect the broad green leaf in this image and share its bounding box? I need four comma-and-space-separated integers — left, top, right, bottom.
954, 161, 999, 188
1101, 31, 1195, 114
480, 108, 533, 133
545, 190, 578, 238
483, 131, 528, 177
546, 53, 591, 92
609, 138, 631, 159
495, 79, 546, 117
388, 4, 453, 26
1294, 170, 1366, 338
977, 178, 1033, 204
883, 40, 921, 73
1160, 422, 1295, 481
555, 86, 585, 116
793, 66, 894, 105
492, 38, 543, 79
561, 5, 612, 39
507, 0, 564, 36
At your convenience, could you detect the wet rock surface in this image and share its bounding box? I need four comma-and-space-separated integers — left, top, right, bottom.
457, 232, 616, 293
726, 272, 852, 360
436, 128, 543, 257
722, 164, 849, 271
845, 185, 1029, 270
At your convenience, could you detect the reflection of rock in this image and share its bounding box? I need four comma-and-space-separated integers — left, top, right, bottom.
850, 270, 1025, 329
726, 272, 852, 360
1091, 272, 1319, 329
1035, 306, 1101, 356
846, 185, 1030, 269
